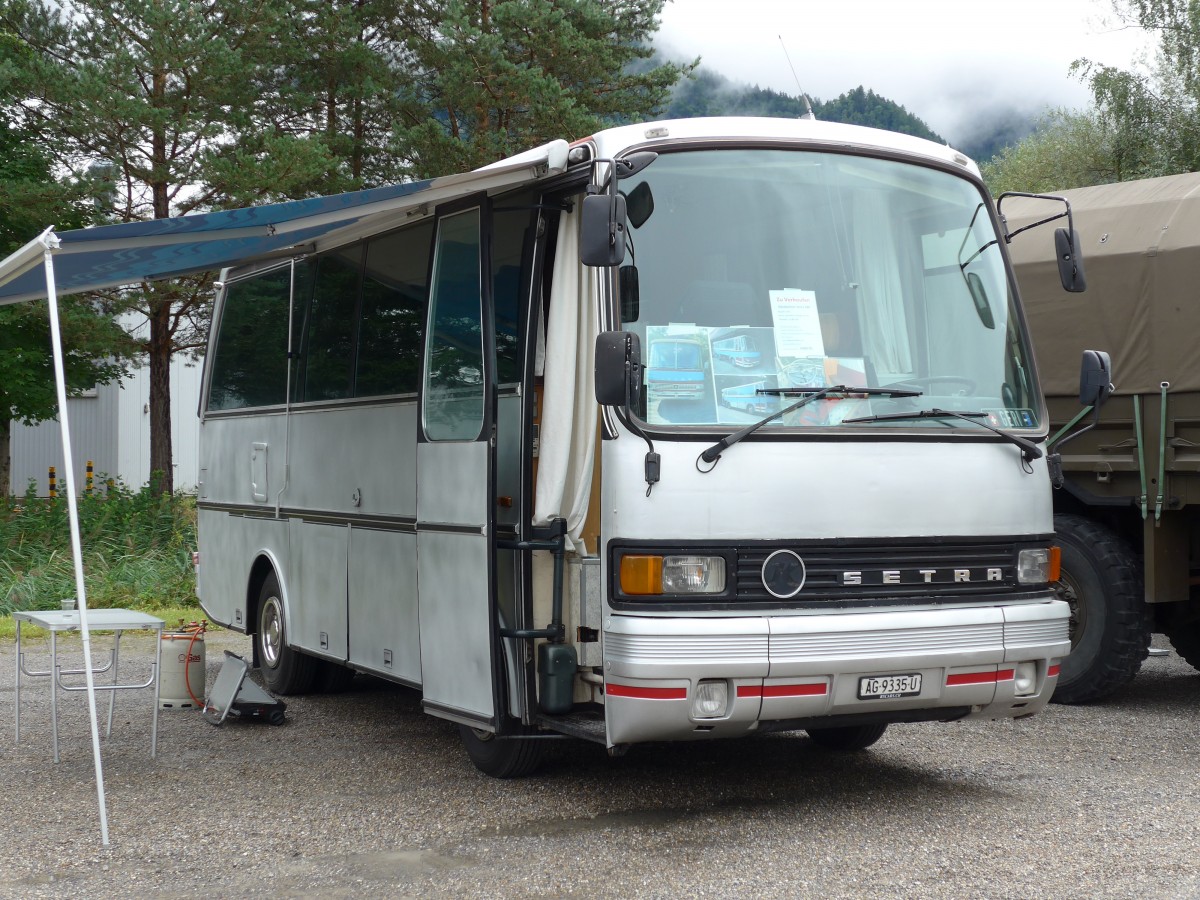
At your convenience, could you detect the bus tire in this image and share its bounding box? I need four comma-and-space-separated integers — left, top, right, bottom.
316, 659, 357, 693
256, 573, 318, 695
458, 724, 546, 778
806, 722, 888, 751
1051, 514, 1150, 704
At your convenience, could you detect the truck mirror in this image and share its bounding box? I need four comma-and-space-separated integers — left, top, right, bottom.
1055, 227, 1086, 293
625, 181, 655, 228
595, 331, 641, 408
581, 190, 627, 267
1079, 349, 1112, 407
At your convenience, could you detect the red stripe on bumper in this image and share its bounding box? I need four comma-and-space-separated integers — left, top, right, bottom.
1048, 664, 1061, 678
605, 684, 687, 700
946, 668, 1015, 686
737, 683, 827, 698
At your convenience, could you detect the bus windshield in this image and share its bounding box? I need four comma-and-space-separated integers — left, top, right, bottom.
618, 148, 1040, 432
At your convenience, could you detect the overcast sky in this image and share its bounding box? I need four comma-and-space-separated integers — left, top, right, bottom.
656, 0, 1153, 146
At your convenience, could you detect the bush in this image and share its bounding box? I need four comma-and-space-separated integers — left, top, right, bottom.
0, 479, 198, 617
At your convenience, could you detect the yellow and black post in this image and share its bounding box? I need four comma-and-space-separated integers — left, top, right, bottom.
48, 465, 57, 499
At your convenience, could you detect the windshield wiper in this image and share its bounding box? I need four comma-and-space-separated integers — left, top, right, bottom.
842, 408, 1043, 462
697, 385, 923, 470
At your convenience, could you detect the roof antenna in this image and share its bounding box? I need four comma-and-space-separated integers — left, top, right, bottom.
779, 35, 816, 120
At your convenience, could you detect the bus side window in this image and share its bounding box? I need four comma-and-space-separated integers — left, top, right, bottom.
207, 266, 291, 411
358, 221, 435, 398
424, 209, 484, 440
300, 245, 363, 402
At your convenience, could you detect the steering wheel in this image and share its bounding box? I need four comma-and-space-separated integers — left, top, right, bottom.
884, 375, 977, 396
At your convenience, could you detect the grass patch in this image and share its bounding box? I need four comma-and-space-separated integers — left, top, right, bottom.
0, 481, 200, 620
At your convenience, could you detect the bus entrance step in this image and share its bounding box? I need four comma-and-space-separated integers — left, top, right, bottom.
538, 708, 606, 745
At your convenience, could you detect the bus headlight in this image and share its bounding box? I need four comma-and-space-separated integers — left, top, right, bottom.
1017, 547, 1061, 584
663, 556, 725, 593
619, 554, 726, 595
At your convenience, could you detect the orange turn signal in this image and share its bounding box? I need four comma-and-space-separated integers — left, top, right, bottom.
620, 555, 663, 595
1048, 546, 1062, 583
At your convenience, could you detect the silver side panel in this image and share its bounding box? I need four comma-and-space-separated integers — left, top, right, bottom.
417, 440, 487, 525
349, 527, 420, 681
289, 519, 348, 659
199, 403, 422, 679
285, 404, 417, 515
198, 412, 289, 509
197, 510, 289, 631
416, 441, 493, 720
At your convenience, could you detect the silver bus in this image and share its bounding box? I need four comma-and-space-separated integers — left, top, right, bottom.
196, 117, 1098, 777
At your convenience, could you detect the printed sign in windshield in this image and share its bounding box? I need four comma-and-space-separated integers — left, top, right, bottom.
644, 322, 868, 426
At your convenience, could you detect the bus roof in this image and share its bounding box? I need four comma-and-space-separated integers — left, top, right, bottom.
0, 117, 975, 307
587, 117, 974, 174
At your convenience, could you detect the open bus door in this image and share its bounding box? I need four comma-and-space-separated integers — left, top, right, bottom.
416, 201, 500, 728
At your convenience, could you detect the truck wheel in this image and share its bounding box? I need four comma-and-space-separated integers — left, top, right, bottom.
1166, 620, 1200, 672
1051, 514, 1150, 703
806, 723, 887, 751
256, 573, 318, 695
458, 724, 546, 778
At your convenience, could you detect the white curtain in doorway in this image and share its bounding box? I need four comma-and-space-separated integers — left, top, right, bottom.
533, 207, 600, 554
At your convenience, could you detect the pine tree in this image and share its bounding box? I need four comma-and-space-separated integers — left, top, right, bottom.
1, 0, 342, 494
0, 120, 133, 497
397, 0, 695, 176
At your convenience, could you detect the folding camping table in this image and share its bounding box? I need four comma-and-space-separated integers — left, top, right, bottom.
13, 608, 165, 761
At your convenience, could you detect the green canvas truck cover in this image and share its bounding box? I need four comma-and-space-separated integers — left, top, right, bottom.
1005, 172, 1200, 397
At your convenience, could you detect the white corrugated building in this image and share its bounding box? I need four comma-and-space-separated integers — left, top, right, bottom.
8, 346, 202, 496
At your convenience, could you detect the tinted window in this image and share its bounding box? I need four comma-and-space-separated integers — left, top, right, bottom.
493, 205, 535, 384
207, 266, 291, 411
300, 246, 362, 401
357, 222, 434, 397
424, 209, 483, 441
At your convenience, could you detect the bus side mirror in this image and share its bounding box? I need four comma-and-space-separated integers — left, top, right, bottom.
581, 190, 627, 267
595, 331, 641, 408
1055, 227, 1086, 293
1079, 349, 1112, 408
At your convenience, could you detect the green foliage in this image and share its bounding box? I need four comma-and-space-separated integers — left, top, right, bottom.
0, 119, 135, 495
0, 481, 198, 616
991, 0, 1200, 193
815, 87, 943, 143
662, 69, 944, 143
397, 0, 695, 176
980, 107, 1129, 194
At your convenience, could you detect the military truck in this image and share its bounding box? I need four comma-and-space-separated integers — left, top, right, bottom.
1006, 173, 1200, 702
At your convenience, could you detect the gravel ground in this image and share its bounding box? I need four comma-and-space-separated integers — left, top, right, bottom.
1, 627, 1198, 899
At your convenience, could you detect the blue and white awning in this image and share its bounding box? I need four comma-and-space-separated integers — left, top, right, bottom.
0, 139, 568, 304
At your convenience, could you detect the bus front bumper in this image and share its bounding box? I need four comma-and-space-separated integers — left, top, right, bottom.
600, 599, 1069, 746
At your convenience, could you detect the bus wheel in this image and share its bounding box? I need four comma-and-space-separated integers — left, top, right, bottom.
256, 573, 318, 695
805, 723, 887, 751
316, 660, 357, 693
458, 724, 546, 778
1051, 514, 1150, 704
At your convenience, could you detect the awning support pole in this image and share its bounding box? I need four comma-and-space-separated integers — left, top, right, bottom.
40, 229, 111, 846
